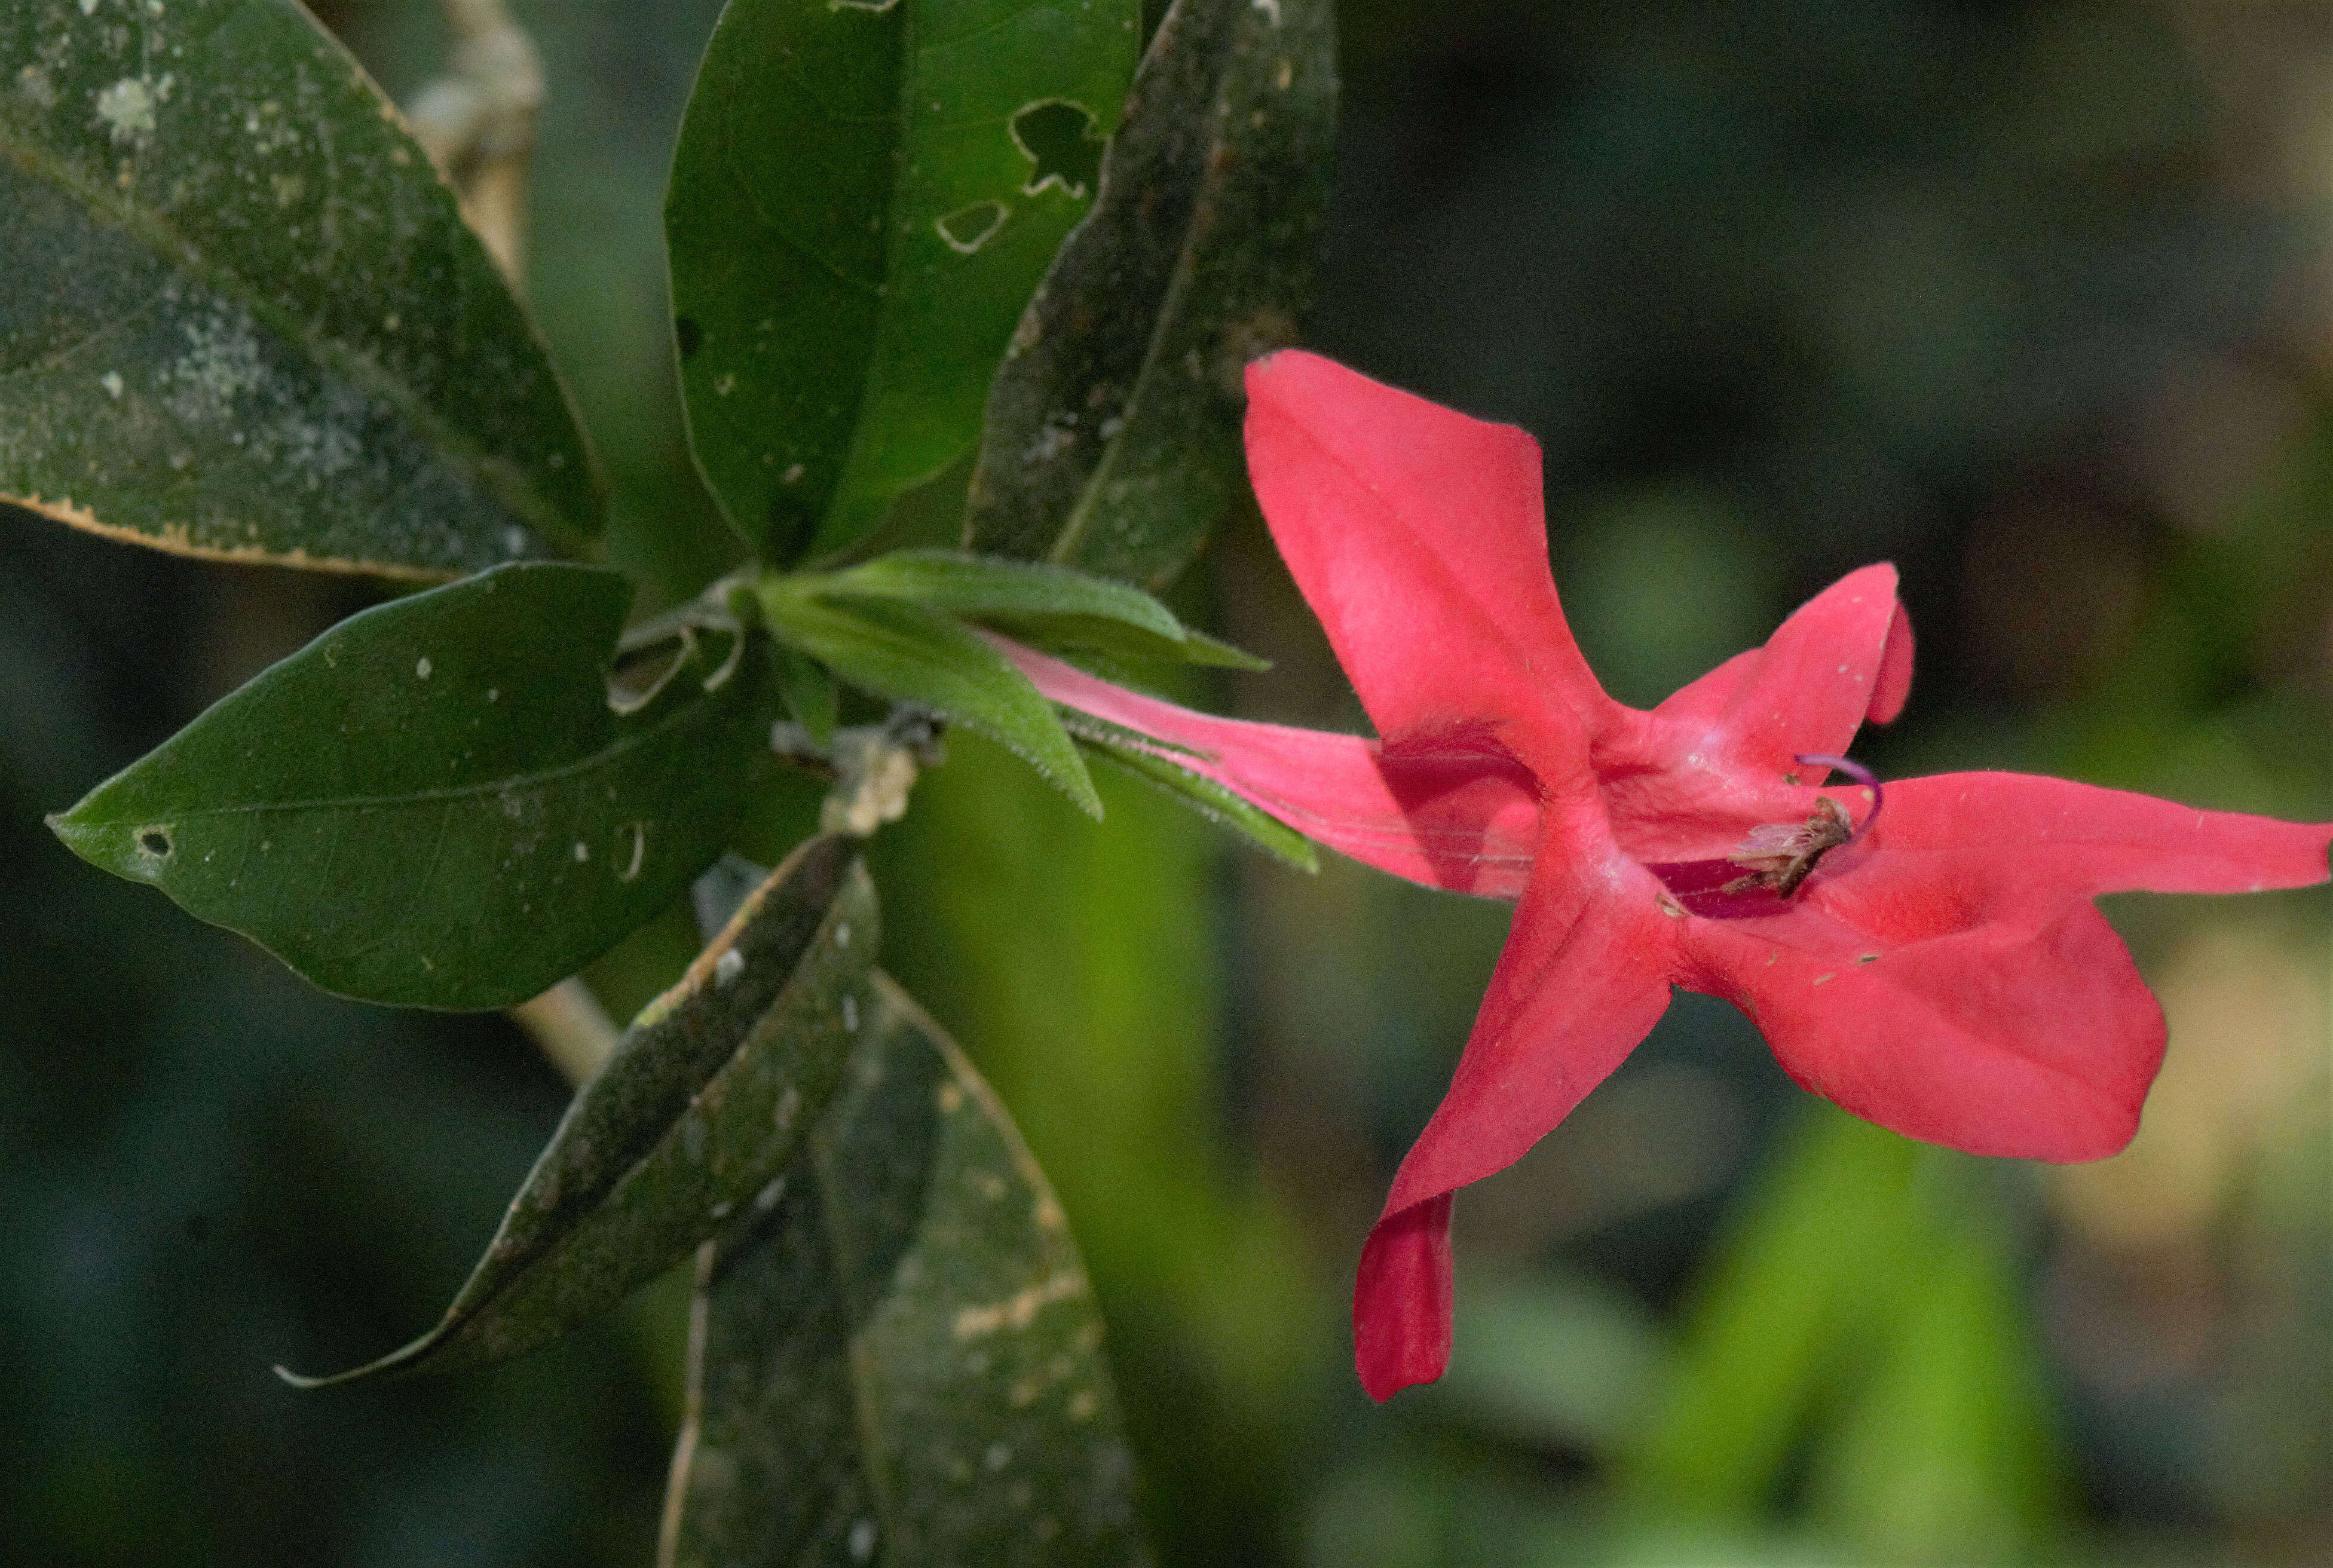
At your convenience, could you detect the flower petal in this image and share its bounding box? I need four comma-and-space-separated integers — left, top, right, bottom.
1358, 858, 1676, 1398
1675, 773, 2329, 1161
1845, 773, 2333, 926
1682, 903, 2162, 1160
997, 636, 1539, 896
1645, 563, 1911, 779
1243, 352, 1602, 774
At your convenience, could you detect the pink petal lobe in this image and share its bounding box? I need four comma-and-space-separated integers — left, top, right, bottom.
1243, 353, 1603, 775
997, 637, 1539, 897
1867, 598, 1915, 724
1643, 563, 1910, 780
1674, 773, 2328, 1161
1354, 1194, 1453, 1402
1358, 856, 1677, 1397
1682, 903, 2162, 1160
1850, 774, 2333, 924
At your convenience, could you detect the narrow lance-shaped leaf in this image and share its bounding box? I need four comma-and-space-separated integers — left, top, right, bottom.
966, 0, 1338, 587
283, 836, 878, 1385
759, 583, 1103, 818
0, 0, 600, 576
815, 547, 1267, 669
50, 564, 770, 1010
662, 972, 1147, 1568
1073, 730, 1318, 872
666, 0, 1141, 564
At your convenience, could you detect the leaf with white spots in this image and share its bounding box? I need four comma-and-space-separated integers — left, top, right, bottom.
966, 0, 1337, 587
665, 0, 1141, 565
0, 0, 599, 577
49, 564, 773, 1009
662, 972, 1147, 1568
283, 836, 877, 1385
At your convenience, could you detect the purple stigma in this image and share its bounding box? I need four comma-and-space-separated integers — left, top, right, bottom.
1796, 753, 1881, 838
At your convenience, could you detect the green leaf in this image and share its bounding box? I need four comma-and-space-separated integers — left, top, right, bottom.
819, 547, 1267, 667
965, 0, 1337, 587
1071, 730, 1316, 872
0, 0, 600, 578
759, 584, 1101, 818
50, 564, 770, 1009
775, 645, 841, 749
666, 0, 1142, 565
283, 836, 877, 1385
821, 549, 1186, 639
662, 971, 1146, 1568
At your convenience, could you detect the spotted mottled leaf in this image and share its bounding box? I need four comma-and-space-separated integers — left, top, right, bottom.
662, 972, 1146, 1568
966, 0, 1337, 587
284, 837, 876, 1384
0, 0, 599, 577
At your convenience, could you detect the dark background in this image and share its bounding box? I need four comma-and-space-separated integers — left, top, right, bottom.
3, 1, 2326, 1563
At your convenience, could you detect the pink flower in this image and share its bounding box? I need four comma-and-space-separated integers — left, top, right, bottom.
1002, 351, 2333, 1401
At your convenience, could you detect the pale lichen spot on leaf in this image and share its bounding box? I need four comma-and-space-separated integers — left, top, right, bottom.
415, 656, 432, 679
936, 201, 1009, 255
847, 1519, 877, 1563
94, 75, 163, 146
950, 1270, 1087, 1340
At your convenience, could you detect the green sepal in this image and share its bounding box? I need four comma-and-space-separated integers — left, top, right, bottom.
758, 583, 1101, 819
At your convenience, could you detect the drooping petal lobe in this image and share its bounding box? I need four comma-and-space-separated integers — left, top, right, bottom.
1358, 855, 1676, 1398
1683, 903, 2163, 1160
1243, 353, 1604, 773
998, 637, 1539, 896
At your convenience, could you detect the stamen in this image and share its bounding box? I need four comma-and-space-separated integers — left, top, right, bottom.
1646, 754, 1887, 919
1795, 753, 1882, 838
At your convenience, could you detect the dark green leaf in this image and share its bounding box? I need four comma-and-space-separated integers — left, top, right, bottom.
759, 586, 1101, 817
982, 612, 1269, 673
50, 564, 770, 1009
0, 0, 600, 577
666, 0, 1142, 564
820, 549, 1185, 639
776, 645, 841, 749
966, 0, 1338, 587
283, 837, 876, 1384
820, 548, 1269, 673
1073, 734, 1316, 872
662, 972, 1146, 1568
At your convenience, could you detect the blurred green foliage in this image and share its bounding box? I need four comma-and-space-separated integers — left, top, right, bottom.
2, 1, 2326, 1564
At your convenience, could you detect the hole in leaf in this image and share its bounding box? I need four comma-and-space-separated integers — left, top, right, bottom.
675, 316, 703, 359
1009, 100, 1103, 199
608, 635, 692, 715
935, 200, 1009, 254
137, 827, 172, 857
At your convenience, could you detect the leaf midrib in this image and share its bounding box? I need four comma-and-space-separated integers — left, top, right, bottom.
79, 680, 733, 826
